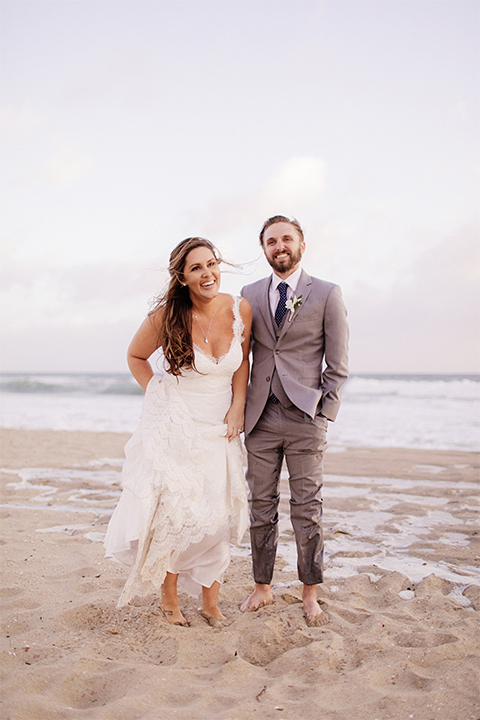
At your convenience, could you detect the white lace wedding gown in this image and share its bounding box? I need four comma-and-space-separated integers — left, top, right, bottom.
104, 296, 249, 608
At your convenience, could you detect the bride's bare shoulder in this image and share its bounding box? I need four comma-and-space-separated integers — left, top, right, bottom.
144, 306, 165, 343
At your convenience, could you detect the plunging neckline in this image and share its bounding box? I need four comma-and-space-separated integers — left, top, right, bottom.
192, 295, 241, 364
194, 332, 235, 365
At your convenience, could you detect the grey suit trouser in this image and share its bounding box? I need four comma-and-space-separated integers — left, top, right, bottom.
245, 400, 328, 586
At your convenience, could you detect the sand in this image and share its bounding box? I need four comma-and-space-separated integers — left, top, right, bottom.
0, 428, 479, 720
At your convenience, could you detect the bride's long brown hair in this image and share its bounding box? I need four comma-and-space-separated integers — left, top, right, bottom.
150, 237, 223, 376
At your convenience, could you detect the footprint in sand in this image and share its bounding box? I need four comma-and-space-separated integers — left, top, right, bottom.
0, 586, 24, 598
52, 661, 137, 710
238, 615, 314, 666
393, 631, 459, 648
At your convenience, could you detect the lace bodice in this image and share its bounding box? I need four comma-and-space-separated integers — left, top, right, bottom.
160, 295, 245, 414
120, 294, 243, 488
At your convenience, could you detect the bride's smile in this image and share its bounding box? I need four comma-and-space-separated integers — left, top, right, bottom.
182, 246, 221, 301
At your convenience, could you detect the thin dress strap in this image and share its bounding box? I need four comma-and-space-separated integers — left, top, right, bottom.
231, 295, 245, 342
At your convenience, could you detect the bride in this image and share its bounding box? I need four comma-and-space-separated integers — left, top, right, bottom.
104, 237, 252, 626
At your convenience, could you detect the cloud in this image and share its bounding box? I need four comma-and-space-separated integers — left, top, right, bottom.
0, 251, 172, 371
187, 155, 327, 240
0, 105, 39, 134
0, 320, 135, 374
43, 140, 95, 186
0, 258, 165, 332
303, 222, 355, 270
0, 254, 249, 372
347, 222, 480, 373
1, 222, 477, 374
10, 137, 96, 187
56, 39, 164, 108
0, 233, 23, 260
258, 156, 326, 214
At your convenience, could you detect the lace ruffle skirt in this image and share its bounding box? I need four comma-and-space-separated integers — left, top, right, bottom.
104, 376, 248, 607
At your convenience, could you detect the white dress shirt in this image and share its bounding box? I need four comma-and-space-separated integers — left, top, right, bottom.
269, 266, 303, 317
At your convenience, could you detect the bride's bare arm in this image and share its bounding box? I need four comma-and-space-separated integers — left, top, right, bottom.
225, 298, 252, 441
127, 309, 164, 391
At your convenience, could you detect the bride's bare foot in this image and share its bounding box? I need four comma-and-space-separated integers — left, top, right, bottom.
240, 584, 274, 613
160, 572, 188, 626
200, 606, 229, 628
160, 605, 189, 626
201, 581, 229, 626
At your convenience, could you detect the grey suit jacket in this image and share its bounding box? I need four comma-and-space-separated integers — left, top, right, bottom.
241, 269, 349, 435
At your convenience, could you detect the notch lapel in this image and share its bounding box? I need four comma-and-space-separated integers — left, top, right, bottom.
277, 269, 312, 341
257, 277, 277, 341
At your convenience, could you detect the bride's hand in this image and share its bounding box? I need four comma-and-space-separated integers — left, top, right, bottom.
224, 404, 244, 442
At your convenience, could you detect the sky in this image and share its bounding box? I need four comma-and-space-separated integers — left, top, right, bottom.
1, 0, 479, 374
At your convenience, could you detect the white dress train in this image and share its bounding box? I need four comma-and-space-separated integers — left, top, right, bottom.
104, 296, 249, 607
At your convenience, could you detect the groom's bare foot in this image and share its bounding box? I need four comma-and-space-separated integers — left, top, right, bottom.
303, 599, 329, 627
240, 584, 274, 612
303, 585, 329, 627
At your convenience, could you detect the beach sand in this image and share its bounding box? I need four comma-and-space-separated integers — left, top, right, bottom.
0, 429, 479, 720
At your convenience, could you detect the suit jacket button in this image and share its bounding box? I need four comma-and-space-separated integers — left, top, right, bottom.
275, 349, 280, 355
266, 376, 270, 382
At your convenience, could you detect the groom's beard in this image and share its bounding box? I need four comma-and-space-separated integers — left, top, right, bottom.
268, 246, 303, 274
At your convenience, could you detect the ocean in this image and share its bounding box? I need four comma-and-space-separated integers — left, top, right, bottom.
0, 372, 478, 452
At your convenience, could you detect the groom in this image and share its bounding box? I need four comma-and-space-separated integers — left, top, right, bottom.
240, 215, 349, 625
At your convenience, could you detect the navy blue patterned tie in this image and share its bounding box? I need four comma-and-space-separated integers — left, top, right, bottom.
275, 282, 288, 326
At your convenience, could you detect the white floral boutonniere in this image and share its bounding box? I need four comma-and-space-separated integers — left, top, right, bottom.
285, 294, 303, 321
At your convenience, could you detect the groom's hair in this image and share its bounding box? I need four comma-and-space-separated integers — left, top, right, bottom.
259, 215, 304, 247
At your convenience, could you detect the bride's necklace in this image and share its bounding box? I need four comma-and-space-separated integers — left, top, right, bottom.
193, 307, 217, 344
